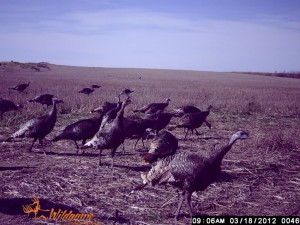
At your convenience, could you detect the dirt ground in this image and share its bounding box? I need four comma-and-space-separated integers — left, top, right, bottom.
0, 63, 299, 224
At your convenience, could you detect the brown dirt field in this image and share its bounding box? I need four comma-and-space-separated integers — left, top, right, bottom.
0, 62, 299, 224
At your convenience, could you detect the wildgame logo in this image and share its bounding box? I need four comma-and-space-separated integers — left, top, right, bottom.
22, 197, 100, 225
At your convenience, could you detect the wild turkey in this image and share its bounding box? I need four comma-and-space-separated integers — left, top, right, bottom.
99, 96, 122, 129
0, 98, 22, 119
7, 97, 62, 152
51, 101, 116, 151
119, 89, 134, 97
83, 98, 131, 167
143, 130, 178, 164
122, 111, 174, 151
146, 111, 175, 135
90, 101, 118, 113
169, 105, 213, 138
125, 111, 175, 142
9, 82, 30, 93
134, 130, 249, 221
28, 94, 63, 107
78, 87, 94, 95
52, 99, 117, 148
143, 110, 163, 120
133, 98, 171, 114
173, 105, 211, 135
91, 84, 101, 89
173, 105, 201, 117
122, 117, 154, 151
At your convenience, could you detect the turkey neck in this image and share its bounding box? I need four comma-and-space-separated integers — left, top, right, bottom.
203, 107, 212, 117
94, 111, 105, 125
49, 101, 57, 119
116, 101, 127, 121
209, 138, 238, 167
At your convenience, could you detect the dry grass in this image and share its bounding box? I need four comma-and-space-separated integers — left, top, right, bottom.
0, 62, 299, 224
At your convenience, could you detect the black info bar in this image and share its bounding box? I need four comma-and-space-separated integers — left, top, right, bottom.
192, 216, 299, 225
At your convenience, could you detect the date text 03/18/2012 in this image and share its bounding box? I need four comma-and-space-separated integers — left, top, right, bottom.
192, 216, 300, 225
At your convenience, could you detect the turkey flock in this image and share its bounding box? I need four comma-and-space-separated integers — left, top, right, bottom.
1, 81, 249, 221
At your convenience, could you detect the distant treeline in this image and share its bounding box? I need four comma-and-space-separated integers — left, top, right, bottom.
238, 71, 300, 79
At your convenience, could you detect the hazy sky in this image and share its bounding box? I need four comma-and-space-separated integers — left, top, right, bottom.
1, 0, 300, 72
